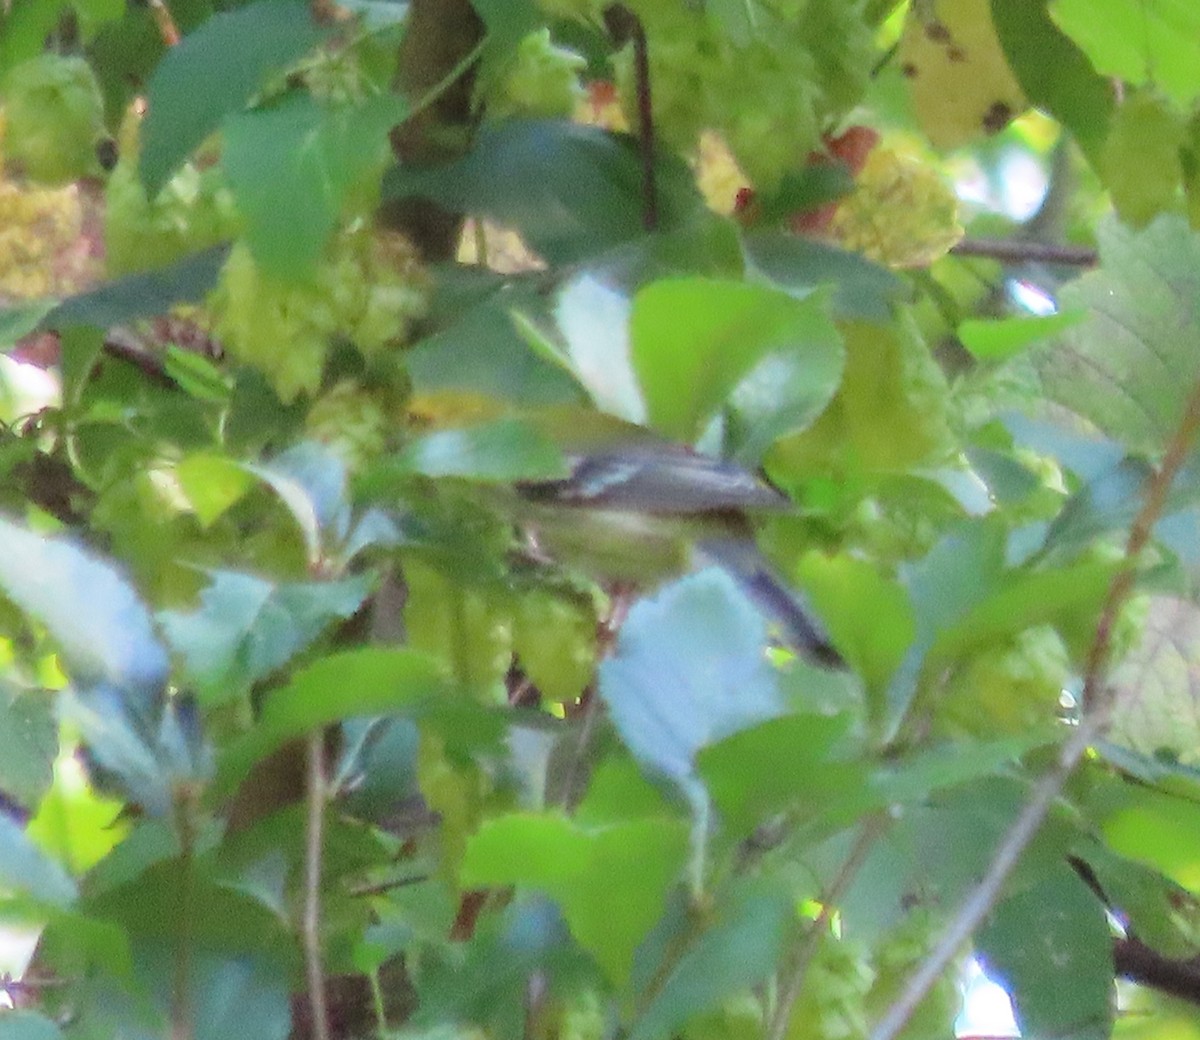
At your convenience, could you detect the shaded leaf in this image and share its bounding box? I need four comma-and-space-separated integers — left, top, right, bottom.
629, 882, 791, 1040
0, 1011, 65, 1040
245, 440, 351, 563
0, 813, 77, 908
39, 246, 228, 332
391, 418, 568, 483
977, 865, 1113, 1040
743, 231, 908, 322
216, 648, 448, 795
190, 950, 292, 1040
991, 0, 1115, 165
0, 685, 56, 811
223, 92, 408, 279
140, 0, 327, 194
382, 119, 704, 266
1107, 596, 1200, 765
697, 713, 865, 835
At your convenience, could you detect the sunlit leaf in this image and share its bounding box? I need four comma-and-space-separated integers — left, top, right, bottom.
599, 569, 784, 792
899, 0, 1026, 148
1035, 217, 1200, 454
1050, 0, 1200, 108
0, 515, 168, 697
630, 278, 843, 444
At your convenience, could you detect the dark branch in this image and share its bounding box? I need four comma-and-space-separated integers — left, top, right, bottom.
1115, 938, 1200, 1005
951, 237, 1098, 267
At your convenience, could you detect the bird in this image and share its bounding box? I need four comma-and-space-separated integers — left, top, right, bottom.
504, 411, 846, 670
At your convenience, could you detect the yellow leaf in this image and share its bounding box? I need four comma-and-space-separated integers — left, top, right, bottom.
898, 0, 1027, 149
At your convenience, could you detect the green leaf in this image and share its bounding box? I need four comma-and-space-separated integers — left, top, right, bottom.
598, 569, 784, 792
469, 0, 540, 52
0, 813, 77, 908
1034, 215, 1200, 453
40, 246, 228, 332
629, 882, 792, 1040
223, 92, 408, 279
630, 278, 842, 443
174, 452, 254, 527
0, 1011, 65, 1040
0, 685, 55, 812
216, 648, 448, 795
1049, 0, 1200, 108
1041, 455, 1151, 558
697, 713, 865, 835
245, 441, 350, 564
0, 514, 168, 696
0, 0, 70, 72
883, 521, 1006, 736
931, 558, 1115, 662
0, 300, 55, 348
461, 812, 689, 986
407, 288, 586, 407
158, 570, 373, 706
1099, 784, 1200, 891
391, 417, 569, 483
976, 866, 1113, 1040
190, 950, 292, 1040
991, 0, 1115, 165
140, 0, 327, 195
1102, 89, 1187, 227
383, 119, 704, 266
957, 311, 1085, 362
794, 552, 915, 693
549, 273, 644, 422
743, 232, 909, 322
26, 758, 129, 876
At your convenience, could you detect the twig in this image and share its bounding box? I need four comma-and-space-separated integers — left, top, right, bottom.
869, 374, 1200, 1040
605, 6, 658, 231
147, 0, 181, 45
169, 787, 198, 1040
304, 730, 332, 1040
950, 237, 1097, 267
631, 16, 658, 232
767, 815, 888, 1040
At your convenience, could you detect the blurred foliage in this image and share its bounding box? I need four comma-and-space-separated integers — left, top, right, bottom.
0, 2, 1197, 1040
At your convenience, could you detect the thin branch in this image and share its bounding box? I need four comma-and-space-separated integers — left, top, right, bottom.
304, 730, 332, 1040
169, 787, 198, 1040
631, 16, 658, 232
147, 0, 181, 45
870, 374, 1200, 1040
605, 5, 658, 231
950, 237, 1097, 267
767, 815, 889, 1040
